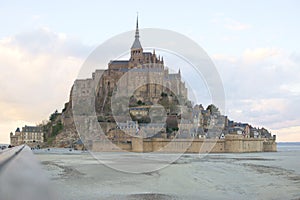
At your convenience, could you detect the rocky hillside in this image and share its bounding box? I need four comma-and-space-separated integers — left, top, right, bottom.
42, 89, 81, 149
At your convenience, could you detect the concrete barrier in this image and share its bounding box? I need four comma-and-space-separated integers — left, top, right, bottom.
0, 145, 56, 200
0, 145, 25, 170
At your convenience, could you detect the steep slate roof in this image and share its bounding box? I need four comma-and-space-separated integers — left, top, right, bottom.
131, 38, 142, 49
119, 68, 163, 73
22, 125, 43, 132
110, 60, 129, 65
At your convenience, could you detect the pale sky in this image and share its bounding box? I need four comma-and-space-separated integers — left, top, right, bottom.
0, 0, 300, 143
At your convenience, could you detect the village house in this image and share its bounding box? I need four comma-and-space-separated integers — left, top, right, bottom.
10, 125, 44, 147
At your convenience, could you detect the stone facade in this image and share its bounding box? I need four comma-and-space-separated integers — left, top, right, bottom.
10, 126, 44, 147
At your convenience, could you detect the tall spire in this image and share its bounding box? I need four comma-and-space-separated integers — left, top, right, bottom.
131, 14, 142, 50
135, 14, 139, 39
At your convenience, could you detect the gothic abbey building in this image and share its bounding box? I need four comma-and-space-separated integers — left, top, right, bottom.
73, 18, 189, 120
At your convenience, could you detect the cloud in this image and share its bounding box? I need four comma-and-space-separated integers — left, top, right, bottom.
242, 47, 282, 63
8, 27, 91, 57
223, 18, 251, 31
211, 17, 251, 31
271, 126, 300, 142
279, 83, 300, 96
0, 28, 92, 143
212, 47, 300, 141
212, 54, 237, 63
226, 98, 300, 128
0, 120, 33, 144
214, 47, 299, 97
32, 14, 41, 20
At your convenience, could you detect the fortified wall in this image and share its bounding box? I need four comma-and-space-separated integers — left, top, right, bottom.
91, 134, 276, 153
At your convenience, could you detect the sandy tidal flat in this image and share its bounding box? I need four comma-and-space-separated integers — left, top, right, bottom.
35, 145, 300, 200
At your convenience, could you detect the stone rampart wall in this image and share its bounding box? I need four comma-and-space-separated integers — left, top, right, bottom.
92, 134, 276, 153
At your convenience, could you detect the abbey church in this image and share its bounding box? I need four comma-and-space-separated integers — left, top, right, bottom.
68, 17, 189, 125
93, 17, 188, 116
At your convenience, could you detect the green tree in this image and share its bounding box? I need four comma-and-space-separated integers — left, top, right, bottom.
49, 110, 59, 122
52, 120, 64, 136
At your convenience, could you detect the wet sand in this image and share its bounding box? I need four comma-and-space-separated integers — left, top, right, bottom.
35, 149, 300, 200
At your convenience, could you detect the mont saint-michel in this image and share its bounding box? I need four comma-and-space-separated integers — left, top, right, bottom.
10, 18, 276, 153
3, 3, 300, 199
